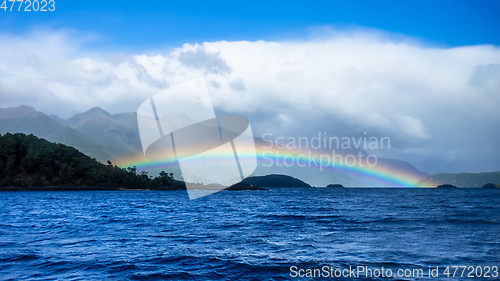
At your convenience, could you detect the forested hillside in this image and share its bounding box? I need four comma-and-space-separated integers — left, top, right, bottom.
0, 133, 183, 189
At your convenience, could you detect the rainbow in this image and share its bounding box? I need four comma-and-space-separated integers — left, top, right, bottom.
116, 144, 430, 187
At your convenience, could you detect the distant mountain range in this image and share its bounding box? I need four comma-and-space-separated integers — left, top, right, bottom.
417, 171, 500, 187
54, 107, 143, 156
0, 105, 142, 163
1, 132, 497, 190
0, 105, 458, 187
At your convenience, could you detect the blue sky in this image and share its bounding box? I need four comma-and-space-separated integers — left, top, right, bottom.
1, 0, 499, 50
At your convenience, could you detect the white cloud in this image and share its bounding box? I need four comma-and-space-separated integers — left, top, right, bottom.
400, 116, 429, 140
0, 29, 499, 173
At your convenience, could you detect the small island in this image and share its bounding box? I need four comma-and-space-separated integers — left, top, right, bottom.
483, 183, 500, 189
235, 174, 311, 188
326, 184, 344, 188
436, 184, 458, 188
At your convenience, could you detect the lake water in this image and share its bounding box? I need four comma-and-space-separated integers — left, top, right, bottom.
0, 188, 499, 280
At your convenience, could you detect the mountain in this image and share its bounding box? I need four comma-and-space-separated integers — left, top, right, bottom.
0, 105, 430, 187
236, 174, 311, 188
416, 171, 500, 187
0, 106, 130, 163
57, 107, 142, 156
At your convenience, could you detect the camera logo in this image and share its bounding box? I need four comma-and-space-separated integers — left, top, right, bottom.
137, 78, 257, 199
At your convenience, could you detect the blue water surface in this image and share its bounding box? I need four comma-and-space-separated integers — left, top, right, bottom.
0, 188, 499, 280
